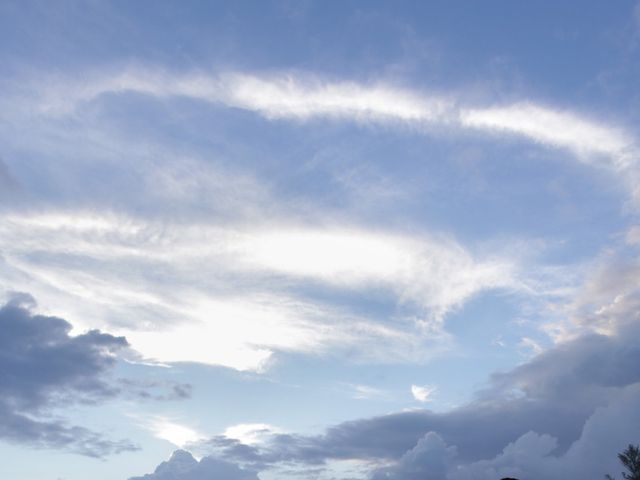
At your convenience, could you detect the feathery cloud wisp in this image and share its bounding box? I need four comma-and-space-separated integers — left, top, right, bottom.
0, 210, 518, 371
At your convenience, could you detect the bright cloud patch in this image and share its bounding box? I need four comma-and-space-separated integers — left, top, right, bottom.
411, 384, 437, 402
0, 211, 517, 370
148, 419, 202, 449
460, 103, 635, 167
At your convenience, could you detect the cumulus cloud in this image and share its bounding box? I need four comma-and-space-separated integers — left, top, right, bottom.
376, 385, 640, 480
371, 417, 634, 480
371, 432, 457, 480
0, 298, 137, 456
128, 450, 259, 480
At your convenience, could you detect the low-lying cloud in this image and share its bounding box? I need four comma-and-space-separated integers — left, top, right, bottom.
151, 306, 640, 479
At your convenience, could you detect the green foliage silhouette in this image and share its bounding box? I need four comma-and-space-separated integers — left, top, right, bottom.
606, 444, 640, 480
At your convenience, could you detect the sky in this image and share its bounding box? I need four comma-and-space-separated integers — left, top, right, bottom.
1, 1, 640, 479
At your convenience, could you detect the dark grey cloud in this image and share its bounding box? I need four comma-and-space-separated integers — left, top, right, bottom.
371, 384, 640, 480
186, 320, 640, 479
0, 298, 137, 456
128, 450, 259, 480
0, 409, 137, 458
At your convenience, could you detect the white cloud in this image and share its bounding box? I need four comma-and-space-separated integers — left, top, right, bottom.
17, 67, 638, 209
6, 67, 636, 370
0, 210, 518, 370
460, 103, 635, 167
239, 227, 516, 323
25, 69, 635, 158
411, 384, 437, 402
7, 66, 638, 220
220, 72, 452, 123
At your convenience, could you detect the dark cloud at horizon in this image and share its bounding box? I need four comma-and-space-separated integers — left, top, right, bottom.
150, 316, 640, 479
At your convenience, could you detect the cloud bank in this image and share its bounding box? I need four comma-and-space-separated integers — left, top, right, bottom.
151, 298, 640, 479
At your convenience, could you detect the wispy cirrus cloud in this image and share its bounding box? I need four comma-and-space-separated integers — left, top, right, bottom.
2, 67, 628, 375
23, 69, 452, 124
7, 67, 636, 216
0, 210, 519, 371
17, 68, 636, 169
346, 384, 388, 401
459, 102, 635, 168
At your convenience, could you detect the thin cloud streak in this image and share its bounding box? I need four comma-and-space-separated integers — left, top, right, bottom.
460, 103, 635, 168
23, 68, 637, 171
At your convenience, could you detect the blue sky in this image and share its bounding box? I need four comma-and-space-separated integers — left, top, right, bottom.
1, 1, 640, 479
